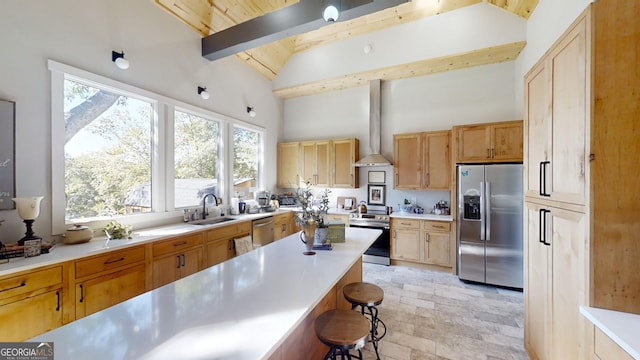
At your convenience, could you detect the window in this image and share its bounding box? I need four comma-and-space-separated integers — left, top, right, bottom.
49, 60, 265, 233
232, 125, 262, 201
174, 110, 220, 208
64, 78, 153, 221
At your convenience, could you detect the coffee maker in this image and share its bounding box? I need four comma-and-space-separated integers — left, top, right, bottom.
255, 190, 271, 211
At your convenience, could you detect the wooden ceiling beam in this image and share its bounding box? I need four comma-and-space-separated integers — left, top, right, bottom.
483, 0, 539, 19
273, 41, 526, 98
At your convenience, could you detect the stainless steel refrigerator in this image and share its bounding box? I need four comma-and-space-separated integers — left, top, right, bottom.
457, 164, 523, 289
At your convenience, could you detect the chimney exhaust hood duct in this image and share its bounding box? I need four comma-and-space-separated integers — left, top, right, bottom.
354, 79, 392, 167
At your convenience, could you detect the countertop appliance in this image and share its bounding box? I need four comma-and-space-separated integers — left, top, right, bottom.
349, 210, 390, 265
457, 164, 523, 289
277, 195, 298, 207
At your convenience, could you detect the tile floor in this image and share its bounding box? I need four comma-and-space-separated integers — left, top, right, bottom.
358, 263, 529, 360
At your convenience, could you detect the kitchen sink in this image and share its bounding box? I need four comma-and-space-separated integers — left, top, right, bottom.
190, 217, 235, 225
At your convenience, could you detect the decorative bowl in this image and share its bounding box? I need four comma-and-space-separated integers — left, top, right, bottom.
399, 204, 414, 213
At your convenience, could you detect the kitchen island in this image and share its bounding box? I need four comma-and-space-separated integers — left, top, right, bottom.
32, 227, 381, 360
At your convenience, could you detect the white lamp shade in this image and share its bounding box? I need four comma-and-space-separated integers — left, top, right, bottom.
323, 5, 339, 22
12, 197, 44, 220
200, 90, 210, 100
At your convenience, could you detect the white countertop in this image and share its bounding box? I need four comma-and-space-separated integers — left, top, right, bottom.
31, 227, 380, 360
390, 212, 454, 222
0, 212, 288, 277
580, 306, 640, 359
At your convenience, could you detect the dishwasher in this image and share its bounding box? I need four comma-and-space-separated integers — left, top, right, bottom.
252, 216, 274, 247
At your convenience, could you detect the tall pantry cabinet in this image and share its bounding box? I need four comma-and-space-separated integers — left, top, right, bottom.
523, 1, 640, 359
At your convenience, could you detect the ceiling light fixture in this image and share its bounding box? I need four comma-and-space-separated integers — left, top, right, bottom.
247, 107, 256, 117
198, 86, 210, 100
111, 51, 129, 70
323, 4, 339, 22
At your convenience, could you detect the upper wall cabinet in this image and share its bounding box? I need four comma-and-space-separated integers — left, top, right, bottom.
454, 120, 523, 163
393, 131, 450, 190
332, 138, 359, 189
300, 140, 330, 187
277, 138, 359, 189
277, 142, 301, 188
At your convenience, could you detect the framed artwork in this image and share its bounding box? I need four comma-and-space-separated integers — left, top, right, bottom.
0, 100, 15, 210
367, 184, 386, 205
367, 171, 385, 184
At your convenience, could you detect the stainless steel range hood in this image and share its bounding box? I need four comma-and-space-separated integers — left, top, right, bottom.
354, 79, 393, 167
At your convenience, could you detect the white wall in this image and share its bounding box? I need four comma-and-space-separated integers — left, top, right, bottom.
514, 0, 593, 113
0, 0, 282, 242
283, 61, 519, 211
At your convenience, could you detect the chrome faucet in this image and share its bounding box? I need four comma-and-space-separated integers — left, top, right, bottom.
202, 193, 219, 219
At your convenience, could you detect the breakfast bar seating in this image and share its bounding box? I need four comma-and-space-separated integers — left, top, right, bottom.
343, 282, 387, 360
314, 309, 370, 360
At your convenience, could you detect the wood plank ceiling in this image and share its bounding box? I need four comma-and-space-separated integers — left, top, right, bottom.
154, 0, 538, 98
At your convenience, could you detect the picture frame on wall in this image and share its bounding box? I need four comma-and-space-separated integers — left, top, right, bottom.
367, 184, 386, 205
367, 171, 385, 184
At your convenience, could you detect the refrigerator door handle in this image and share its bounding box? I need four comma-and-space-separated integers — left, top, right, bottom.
485, 181, 491, 242
480, 181, 486, 241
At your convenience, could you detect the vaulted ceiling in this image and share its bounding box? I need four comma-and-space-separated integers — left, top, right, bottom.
154, 0, 538, 98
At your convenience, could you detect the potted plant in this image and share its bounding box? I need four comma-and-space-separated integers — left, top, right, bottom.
294, 180, 331, 254
103, 220, 132, 240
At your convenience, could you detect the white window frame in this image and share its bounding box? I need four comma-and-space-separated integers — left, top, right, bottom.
48, 60, 264, 235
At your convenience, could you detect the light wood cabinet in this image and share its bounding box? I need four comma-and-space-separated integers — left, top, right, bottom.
393, 133, 421, 189
524, 22, 586, 206
331, 138, 359, 188
274, 212, 295, 241
0, 266, 64, 341
74, 246, 147, 319
300, 140, 330, 187
422, 221, 451, 266
454, 120, 523, 163
525, 2, 640, 358
525, 201, 587, 360
391, 218, 452, 268
277, 142, 301, 188
278, 138, 359, 189
422, 131, 451, 190
205, 221, 251, 267
151, 233, 204, 288
394, 131, 451, 190
593, 327, 633, 360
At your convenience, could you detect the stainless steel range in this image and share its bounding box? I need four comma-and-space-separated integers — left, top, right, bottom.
349, 210, 390, 265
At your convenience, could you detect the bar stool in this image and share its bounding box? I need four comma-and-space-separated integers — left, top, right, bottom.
314, 309, 370, 360
343, 282, 387, 360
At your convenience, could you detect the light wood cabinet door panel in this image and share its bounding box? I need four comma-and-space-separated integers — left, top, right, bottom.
491, 122, 523, 161
277, 142, 300, 188
393, 133, 421, 189
332, 138, 359, 188
0, 289, 63, 341
391, 228, 421, 262
548, 21, 587, 206
524, 202, 550, 360
76, 264, 146, 319
456, 125, 491, 162
524, 62, 550, 198
423, 232, 450, 266
423, 131, 450, 190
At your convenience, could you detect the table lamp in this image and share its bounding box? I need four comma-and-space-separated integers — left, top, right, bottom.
12, 196, 43, 245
